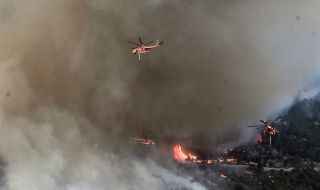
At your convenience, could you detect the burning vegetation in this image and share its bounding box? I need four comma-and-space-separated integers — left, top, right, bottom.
173, 144, 197, 163
131, 97, 320, 189
172, 143, 240, 165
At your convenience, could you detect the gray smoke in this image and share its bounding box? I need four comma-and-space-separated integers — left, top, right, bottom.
86, 0, 320, 147
0, 0, 320, 189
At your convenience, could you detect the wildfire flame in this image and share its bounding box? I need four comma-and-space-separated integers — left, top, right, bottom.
173, 144, 188, 162
172, 144, 240, 165
172, 144, 199, 163
226, 157, 237, 164
188, 153, 198, 161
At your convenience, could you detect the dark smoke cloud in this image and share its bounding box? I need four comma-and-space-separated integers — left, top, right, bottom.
86, 0, 320, 147
0, 0, 320, 189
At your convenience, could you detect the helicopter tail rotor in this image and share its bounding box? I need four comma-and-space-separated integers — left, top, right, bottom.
155, 40, 164, 47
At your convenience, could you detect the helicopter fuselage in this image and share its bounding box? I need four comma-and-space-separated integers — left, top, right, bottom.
132, 45, 156, 54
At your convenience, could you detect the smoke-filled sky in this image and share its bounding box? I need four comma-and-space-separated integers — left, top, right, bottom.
0, 0, 320, 189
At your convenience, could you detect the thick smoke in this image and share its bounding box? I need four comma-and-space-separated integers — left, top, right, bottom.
85, 0, 320, 147
0, 0, 320, 189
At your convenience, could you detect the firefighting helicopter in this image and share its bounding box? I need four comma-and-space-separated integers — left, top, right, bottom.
133, 135, 156, 147
128, 37, 163, 60
247, 120, 279, 145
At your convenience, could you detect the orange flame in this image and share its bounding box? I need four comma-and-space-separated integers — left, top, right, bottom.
173, 144, 188, 162
188, 153, 198, 160
172, 144, 239, 165
226, 157, 237, 164
173, 144, 201, 163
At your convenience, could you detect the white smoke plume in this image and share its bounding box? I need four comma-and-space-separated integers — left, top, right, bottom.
0, 0, 320, 189
0, 107, 206, 190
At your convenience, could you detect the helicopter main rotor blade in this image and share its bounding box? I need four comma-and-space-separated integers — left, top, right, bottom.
144, 40, 154, 45
260, 120, 267, 124
128, 41, 139, 46
139, 37, 143, 45
247, 124, 265, 127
